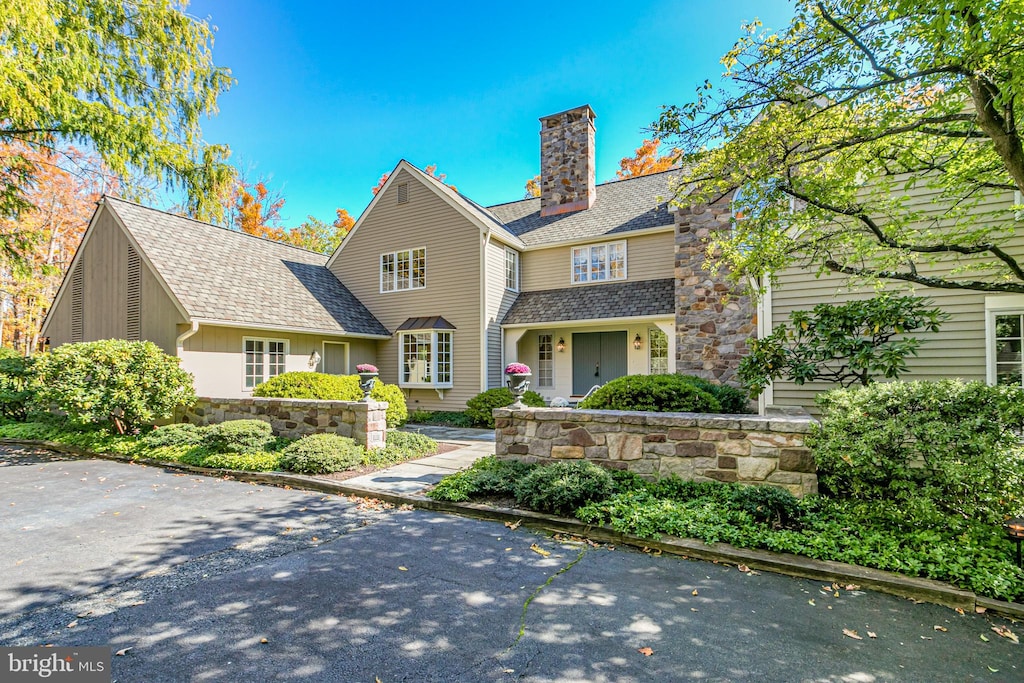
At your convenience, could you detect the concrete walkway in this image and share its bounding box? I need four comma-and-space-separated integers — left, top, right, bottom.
340, 424, 494, 495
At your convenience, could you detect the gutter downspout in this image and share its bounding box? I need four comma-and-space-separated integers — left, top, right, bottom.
176, 320, 199, 357
481, 229, 492, 392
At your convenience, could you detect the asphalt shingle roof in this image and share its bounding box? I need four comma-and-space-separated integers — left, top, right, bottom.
502, 279, 675, 325
105, 197, 389, 337
487, 170, 679, 247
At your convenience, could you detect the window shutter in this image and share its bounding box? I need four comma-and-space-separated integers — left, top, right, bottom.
71, 260, 84, 342
397, 183, 409, 204
126, 245, 141, 340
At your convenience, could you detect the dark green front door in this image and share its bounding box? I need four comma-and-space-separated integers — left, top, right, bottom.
572, 331, 627, 395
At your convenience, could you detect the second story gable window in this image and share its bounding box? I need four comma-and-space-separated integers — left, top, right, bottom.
380, 247, 426, 292
571, 241, 626, 284
505, 248, 519, 292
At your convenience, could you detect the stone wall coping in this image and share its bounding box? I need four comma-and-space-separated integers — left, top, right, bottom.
197, 396, 388, 410
493, 407, 816, 432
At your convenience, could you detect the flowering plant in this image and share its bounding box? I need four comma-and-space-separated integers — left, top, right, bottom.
356, 363, 379, 374
504, 362, 531, 375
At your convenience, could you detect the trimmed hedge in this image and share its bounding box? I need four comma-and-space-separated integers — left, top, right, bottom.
253, 371, 407, 427
142, 423, 206, 448
578, 374, 727, 413
202, 419, 274, 453
465, 387, 546, 428
279, 433, 364, 474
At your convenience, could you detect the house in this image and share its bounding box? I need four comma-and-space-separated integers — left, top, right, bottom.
42, 105, 754, 411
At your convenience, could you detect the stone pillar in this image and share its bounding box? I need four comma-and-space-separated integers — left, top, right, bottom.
352, 400, 388, 450
539, 105, 597, 217
674, 194, 757, 386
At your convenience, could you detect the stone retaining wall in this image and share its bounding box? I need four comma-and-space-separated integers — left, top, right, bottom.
182, 397, 388, 449
494, 408, 817, 496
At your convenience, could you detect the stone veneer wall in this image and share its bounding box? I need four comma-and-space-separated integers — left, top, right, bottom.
674, 194, 757, 386
539, 105, 596, 216
494, 407, 817, 496
182, 397, 388, 449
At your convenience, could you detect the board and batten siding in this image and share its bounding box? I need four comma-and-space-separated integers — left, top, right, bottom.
520, 230, 675, 292
769, 186, 1021, 412
44, 204, 185, 354
485, 240, 519, 388
329, 168, 484, 411
180, 324, 376, 398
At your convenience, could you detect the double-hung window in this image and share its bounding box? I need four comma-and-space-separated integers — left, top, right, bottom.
400, 331, 453, 388
244, 338, 287, 390
994, 313, 1024, 386
381, 247, 426, 292
571, 241, 626, 284
505, 248, 519, 292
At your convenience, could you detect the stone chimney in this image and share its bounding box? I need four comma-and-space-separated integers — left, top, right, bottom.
539, 105, 596, 217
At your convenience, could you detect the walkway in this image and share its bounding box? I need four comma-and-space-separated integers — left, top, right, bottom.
341, 424, 494, 495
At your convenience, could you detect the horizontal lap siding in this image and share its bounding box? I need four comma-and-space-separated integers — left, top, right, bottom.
770, 186, 1020, 412
329, 169, 482, 410
521, 231, 674, 291
486, 241, 518, 388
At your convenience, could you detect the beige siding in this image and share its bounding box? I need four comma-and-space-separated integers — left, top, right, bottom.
485, 241, 519, 387
181, 324, 377, 398
520, 230, 675, 292
330, 168, 483, 410
44, 205, 186, 352
769, 187, 1021, 412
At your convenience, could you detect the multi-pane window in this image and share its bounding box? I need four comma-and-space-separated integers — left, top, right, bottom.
995, 314, 1024, 386
571, 241, 626, 283
400, 331, 453, 387
244, 338, 287, 389
649, 328, 669, 375
381, 248, 426, 292
505, 248, 519, 291
537, 334, 553, 387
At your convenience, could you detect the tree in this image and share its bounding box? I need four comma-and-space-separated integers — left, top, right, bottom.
0, 0, 234, 262
655, 1, 1024, 294
234, 180, 286, 239
616, 139, 680, 179
286, 209, 354, 254
373, 164, 455, 195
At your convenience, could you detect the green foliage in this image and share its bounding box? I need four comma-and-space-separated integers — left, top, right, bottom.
675, 376, 752, 414
739, 296, 948, 394
729, 485, 804, 528
464, 388, 545, 428
382, 430, 437, 457
142, 423, 206, 449
253, 371, 408, 427
278, 433, 364, 474
0, 0, 234, 229
577, 374, 726, 413
406, 410, 475, 428
33, 340, 196, 430
194, 451, 281, 472
513, 461, 616, 516
202, 419, 274, 454
0, 349, 35, 420
810, 380, 1024, 524
426, 456, 534, 502
657, 1, 1024, 295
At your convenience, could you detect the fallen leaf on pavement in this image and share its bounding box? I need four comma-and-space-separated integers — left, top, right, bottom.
867, 632, 877, 639
114, 648, 132, 657
66, 620, 78, 629
980, 634, 990, 642
988, 666, 1000, 673
845, 584, 860, 591
991, 625, 1019, 644
975, 606, 987, 614
692, 589, 699, 596
398, 566, 408, 571
934, 625, 948, 632
808, 599, 815, 606
505, 520, 522, 530
842, 629, 862, 640
737, 564, 750, 573
955, 607, 965, 616
260, 638, 268, 644
529, 544, 550, 557
637, 647, 654, 656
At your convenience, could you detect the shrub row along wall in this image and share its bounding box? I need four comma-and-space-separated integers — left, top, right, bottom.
182, 397, 388, 449
494, 407, 817, 496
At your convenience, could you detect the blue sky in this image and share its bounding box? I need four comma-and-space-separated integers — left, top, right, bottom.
185, 0, 795, 226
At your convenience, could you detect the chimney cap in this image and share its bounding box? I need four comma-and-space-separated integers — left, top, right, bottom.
539, 104, 596, 124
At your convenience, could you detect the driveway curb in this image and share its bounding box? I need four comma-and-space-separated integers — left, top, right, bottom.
5, 437, 1022, 621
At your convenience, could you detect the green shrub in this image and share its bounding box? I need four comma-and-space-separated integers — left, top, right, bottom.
513, 460, 616, 516
200, 451, 282, 472
253, 371, 408, 427
33, 340, 196, 430
577, 374, 724, 413
383, 430, 437, 457
465, 388, 546, 428
427, 455, 535, 502
203, 419, 274, 454
682, 377, 753, 414
0, 349, 35, 421
811, 380, 1024, 524
142, 423, 206, 448
279, 433, 364, 474
729, 485, 804, 528
407, 410, 475, 428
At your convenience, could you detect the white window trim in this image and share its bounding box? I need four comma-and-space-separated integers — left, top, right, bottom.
570, 240, 627, 285
537, 332, 553, 388
505, 247, 520, 292
398, 330, 454, 389
379, 247, 427, 294
242, 336, 289, 392
984, 294, 1024, 385
648, 327, 669, 375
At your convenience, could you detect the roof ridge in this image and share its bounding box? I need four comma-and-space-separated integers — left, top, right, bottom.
485, 167, 680, 210
102, 195, 328, 258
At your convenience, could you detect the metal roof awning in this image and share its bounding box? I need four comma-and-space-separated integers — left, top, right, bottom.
395, 316, 457, 331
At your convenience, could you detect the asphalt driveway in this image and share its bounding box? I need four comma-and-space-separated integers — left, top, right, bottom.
0, 445, 1020, 682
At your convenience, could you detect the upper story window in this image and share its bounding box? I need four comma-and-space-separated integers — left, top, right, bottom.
571, 241, 626, 284
381, 247, 426, 293
244, 338, 287, 390
505, 248, 519, 292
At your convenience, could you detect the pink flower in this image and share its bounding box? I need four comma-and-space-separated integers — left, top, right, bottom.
356, 364, 379, 373
505, 362, 531, 375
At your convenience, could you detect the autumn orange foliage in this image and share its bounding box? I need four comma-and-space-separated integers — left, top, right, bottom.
616, 139, 680, 179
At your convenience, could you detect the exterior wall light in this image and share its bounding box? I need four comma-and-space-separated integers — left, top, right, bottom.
633, 333, 643, 350
308, 350, 321, 370
557, 337, 565, 352
1005, 517, 1024, 567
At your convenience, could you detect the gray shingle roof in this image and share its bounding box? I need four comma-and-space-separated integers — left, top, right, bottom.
105, 197, 389, 337
502, 279, 675, 325
487, 170, 678, 247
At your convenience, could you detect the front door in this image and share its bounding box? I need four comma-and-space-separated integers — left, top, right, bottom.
322, 342, 348, 374
572, 331, 627, 395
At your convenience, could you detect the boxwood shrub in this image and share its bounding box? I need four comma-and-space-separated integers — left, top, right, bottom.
513, 460, 616, 516
253, 371, 407, 427
142, 423, 206, 448
465, 387, 546, 428
279, 433, 364, 474
577, 374, 729, 413
202, 419, 274, 454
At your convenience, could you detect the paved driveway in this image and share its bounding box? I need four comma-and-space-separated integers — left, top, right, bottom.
1, 446, 1021, 682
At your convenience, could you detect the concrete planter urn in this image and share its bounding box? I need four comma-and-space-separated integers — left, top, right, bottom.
505, 362, 532, 409
356, 364, 378, 401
